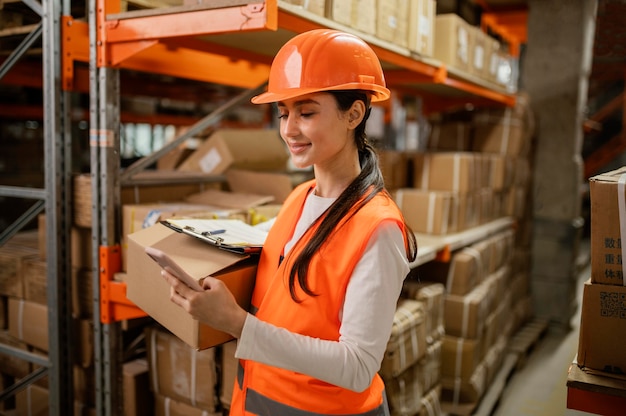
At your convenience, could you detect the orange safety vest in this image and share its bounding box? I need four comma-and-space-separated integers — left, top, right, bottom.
230, 180, 405, 416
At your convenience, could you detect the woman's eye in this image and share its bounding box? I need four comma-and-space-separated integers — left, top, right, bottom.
277, 113, 288, 120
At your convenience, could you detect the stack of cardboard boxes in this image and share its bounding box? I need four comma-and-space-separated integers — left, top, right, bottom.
577, 167, 626, 376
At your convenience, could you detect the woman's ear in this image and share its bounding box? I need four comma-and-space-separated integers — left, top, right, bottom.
347, 100, 367, 128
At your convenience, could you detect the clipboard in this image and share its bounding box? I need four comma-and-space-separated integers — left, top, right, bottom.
160, 218, 267, 254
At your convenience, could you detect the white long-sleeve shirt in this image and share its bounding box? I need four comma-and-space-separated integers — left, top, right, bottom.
236, 191, 410, 392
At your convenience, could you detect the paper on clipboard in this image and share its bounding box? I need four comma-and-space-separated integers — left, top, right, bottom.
161, 218, 268, 254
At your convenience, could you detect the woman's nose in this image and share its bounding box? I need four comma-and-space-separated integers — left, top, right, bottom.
281, 114, 298, 137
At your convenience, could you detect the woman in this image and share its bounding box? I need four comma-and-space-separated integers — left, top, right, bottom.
162, 29, 417, 415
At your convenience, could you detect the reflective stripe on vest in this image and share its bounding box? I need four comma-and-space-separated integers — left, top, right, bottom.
245, 386, 390, 416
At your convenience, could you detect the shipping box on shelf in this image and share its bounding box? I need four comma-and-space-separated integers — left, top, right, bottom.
433, 14, 473, 73
146, 327, 218, 412
408, 0, 435, 56
177, 129, 288, 175
394, 188, 457, 235
8, 298, 48, 351
589, 166, 626, 285
376, 0, 410, 48
577, 279, 626, 374
126, 222, 257, 350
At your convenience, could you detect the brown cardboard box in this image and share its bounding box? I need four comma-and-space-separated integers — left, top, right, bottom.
380, 299, 427, 378
177, 129, 288, 175
589, 167, 626, 285
154, 393, 221, 416
402, 282, 445, 344
23, 257, 47, 305
444, 281, 490, 339
123, 358, 153, 416
126, 223, 257, 349
0, 295, 5, 330
377, 0, 410, 48
225, 169, 293, 204
8, 298, 48, 351
327, 0, 353, 26
0, 245, 39, 298
146, 327, 218, 411
472, 108, 530, 157
408, 0, 435, 56
352, 0, 376, 35
383, 361, 424, 416
0, 330, 31, 378
394, 188, 457, 235
16, 384, 49, 416
418, 385, 442, 416
441, 335, 482, 381
379, 150, 410, 191
72, 267, 93, 318
220, 340, 238, 409
433, 14, 473, 72
121, 201, 237, 271
427, 121, 472, 151
412, 152, 478, 193
282, 0, 326, 17
577, 279, 626, 374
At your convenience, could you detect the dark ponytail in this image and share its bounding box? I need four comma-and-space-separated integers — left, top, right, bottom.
287, 90, 418, 302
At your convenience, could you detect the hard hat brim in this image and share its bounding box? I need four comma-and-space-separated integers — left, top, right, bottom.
251, 83, 391, 105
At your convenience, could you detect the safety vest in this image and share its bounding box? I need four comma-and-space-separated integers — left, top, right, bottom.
230, 180, 405, 416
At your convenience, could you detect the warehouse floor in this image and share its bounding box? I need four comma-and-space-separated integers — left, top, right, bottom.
492, 242, 592, 416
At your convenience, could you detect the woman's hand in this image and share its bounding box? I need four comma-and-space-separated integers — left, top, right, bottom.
161, 270, 247, 339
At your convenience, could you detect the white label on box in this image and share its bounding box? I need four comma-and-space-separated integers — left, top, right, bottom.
388, 15, 398, 29
199, 148, 222, 173
419, 15, 430, 36
457, 26, 468, 63
474, 45, 484, 69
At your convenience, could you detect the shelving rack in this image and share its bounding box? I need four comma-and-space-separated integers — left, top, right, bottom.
0, 0, 518, 414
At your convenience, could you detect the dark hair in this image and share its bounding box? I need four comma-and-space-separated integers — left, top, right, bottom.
287, 90, 418, 301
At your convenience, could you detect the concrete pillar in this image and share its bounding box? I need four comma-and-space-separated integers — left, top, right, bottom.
521, 0, 597, 327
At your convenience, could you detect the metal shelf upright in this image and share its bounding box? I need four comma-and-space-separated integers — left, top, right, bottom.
0, 0, 75, 413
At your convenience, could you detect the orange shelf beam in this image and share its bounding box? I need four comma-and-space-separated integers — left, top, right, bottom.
99, 245, 147, 324
98, 1, 277, 67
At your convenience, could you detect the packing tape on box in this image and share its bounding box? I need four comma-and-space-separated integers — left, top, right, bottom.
618, 173, 626, 286
427, 193, 436, 234
499, 108, 512, 155
453, 154, 460, 192
190, 349, 198, 407
422, 155, 431, 189
396, 306, 420, 373
150, 330, 159, 393
17, 299, 24, 340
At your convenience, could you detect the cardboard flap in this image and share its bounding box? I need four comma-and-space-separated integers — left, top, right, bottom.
591, 166, 626, 183
185, 188, 274, 209
226, 169, 293, 203
129, 223, 248, 279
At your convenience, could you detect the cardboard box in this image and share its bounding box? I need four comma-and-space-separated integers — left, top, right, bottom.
282, 0, 326, 17
402, 282, 445, 344
126, 223, 257, 349
328, 0, 353, 26
427, 121, 472, 152
394, 188, 457, 235
225, 169, 293, 204
177, 129, 288, 175
590, 167, 626, 285
123, 358, 153, 416
352, 0, 376, 35
383, 360, 424, 416
379, 150, 410, 191
146, 327, 218, 411
412, 152, 478, 194
0, 330, 31, 378
578, 279, 626, 374
444, 281, 490, 339
154, 393, 221, 416
380, 299, 427, 378
408, 0, 435, 56
433, 14, 472, 72
0, 245, 39, 298
376, 0, 410, 48
16, 384, 49, 416
472, 108, 530, 157
8, 298, 48, 351
441, 335, 482, 381
23, 257, 47, 305
220, 340, 237, 409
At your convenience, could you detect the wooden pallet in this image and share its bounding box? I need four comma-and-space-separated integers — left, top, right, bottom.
470, 318, 550, 416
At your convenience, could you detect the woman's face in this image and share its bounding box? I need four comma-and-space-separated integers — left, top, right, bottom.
276, 92, 357, 170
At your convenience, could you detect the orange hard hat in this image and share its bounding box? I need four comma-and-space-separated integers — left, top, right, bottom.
251, 29, 390, 104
